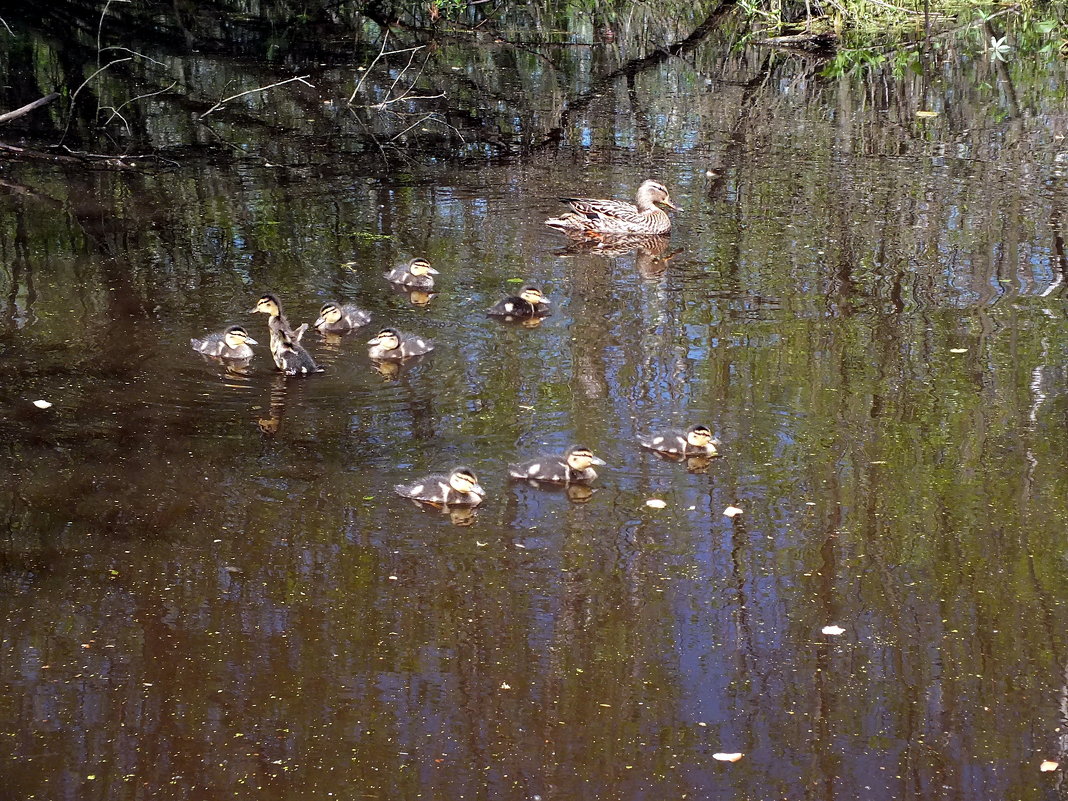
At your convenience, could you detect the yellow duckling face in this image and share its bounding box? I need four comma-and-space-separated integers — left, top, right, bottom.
519, 286, 549, 306
318, 303, 342, 326
368, 328, 400, 351
409, 258, 439, 278
449, 468, 485, 498
249, 294, 281, 316
223, 325, 257, 349
686, 426, 715, 448
566, 447, 606, 472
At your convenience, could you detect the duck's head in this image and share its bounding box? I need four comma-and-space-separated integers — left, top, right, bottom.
686, 425, 719, 448
224, 325, 257, 348
566, 446, 606, 471
409, 258, 439, 277
637, 179, 680, 211
449, 466, 485, 498
249, 294, 281, 316
519, 286, 549, 306
368, 328, 401, 351
317, 302, 342, 327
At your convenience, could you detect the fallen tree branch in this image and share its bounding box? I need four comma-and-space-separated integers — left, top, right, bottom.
199, 75, 313, 119
0, 142, 140, 169
0, 93, 61, 125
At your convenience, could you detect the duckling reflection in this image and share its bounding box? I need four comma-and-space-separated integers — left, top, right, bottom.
565, 484, 598, 503
256, 374, 289, 436
394, 466, 485, 508
683, 455, 715, 474
508, 446, 606, 486
407, 289, 436, 307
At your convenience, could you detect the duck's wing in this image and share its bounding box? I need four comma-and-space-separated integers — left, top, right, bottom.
565, 197, 643, 225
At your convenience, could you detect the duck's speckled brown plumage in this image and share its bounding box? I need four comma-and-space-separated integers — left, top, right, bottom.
545, 180, 679, 236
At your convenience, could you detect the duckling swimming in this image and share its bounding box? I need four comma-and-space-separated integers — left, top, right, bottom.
487, 285, 551, 320
508, 446, 606, 485
190, 325, 258, 359
367, 327, 434, 360
315, 302, 371, 333
639, 425, 720, 458
394, 466, 485, 507
270, 318, 322, 376
248, 293, 300, 334
384, 257, 439, 289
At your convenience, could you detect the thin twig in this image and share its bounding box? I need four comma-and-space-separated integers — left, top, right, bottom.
60, 57, 133, 143
386, 46, 423, 99
97, 0, 131, 67
348, 33, 428, 104
101, 80, 178, 130
369, 92, 446, 109
0, 15, 13, 35
350, 30, 390, 104
99, 46, 168, 68
199, 75, 313, 118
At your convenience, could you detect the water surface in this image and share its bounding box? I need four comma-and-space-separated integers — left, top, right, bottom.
2, 6, 1068, 800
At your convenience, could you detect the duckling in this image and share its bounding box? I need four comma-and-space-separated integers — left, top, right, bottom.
508, 446, 606, 485
249, 292, 307, 345
487, 285, 551, 320
367, 327, 434, 360
394, 466, 486, 507
270, 319, 322, 376
315, 301, 371, 333
639, 425, 720, 457
384, 257, 439, 289
190, 325, 258, 359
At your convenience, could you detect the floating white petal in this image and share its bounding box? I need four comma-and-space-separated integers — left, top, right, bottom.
723, 506, 743, 518
645, 499, 667, 509
822, 625, 846, 636
713, 753, 743, 762
33, 399, 52, 409
1040, 760, 1058, 772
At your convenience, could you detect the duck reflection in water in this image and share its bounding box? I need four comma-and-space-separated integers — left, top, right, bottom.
256, 374, 289, 436
553, 234, 681, 279
386, 282, 437, 308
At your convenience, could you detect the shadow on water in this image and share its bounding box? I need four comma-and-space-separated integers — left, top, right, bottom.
2, 2, 1068, 800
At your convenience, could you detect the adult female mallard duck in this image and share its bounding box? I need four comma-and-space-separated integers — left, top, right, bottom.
315, 302, 371, 333
394, 466, 486, 507
508, 445, 606, 485
639, 425, 720, 458
487, 285, 551, 320
545, 179, 679, 236
190, 325, 258, 359
384, 257, 439, 289
367, 327, 434, 360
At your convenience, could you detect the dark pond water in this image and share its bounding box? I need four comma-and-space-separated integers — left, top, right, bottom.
2, 3, 1068, 800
